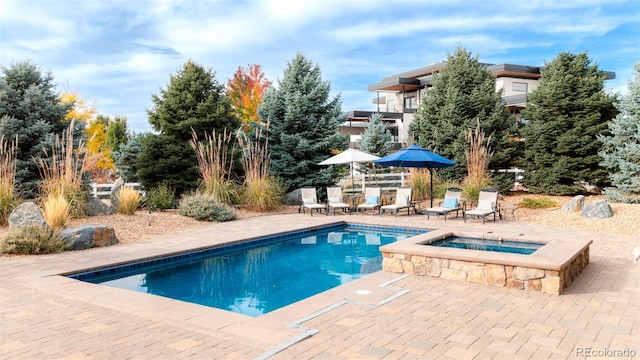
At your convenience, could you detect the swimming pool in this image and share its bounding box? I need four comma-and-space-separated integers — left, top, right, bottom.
430, 236, 543, 255
69, 223, 426, 317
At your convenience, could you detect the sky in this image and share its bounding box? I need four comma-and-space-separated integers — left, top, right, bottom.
1, 0, 639, 133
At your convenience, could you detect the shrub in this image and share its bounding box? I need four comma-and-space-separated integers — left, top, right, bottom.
116, 187, 141, 215
433, 180, 462, 199
144, 183, 177, 211
519, 197, 561, 209
37, 121, 89, 218
179, 193, 236, 222
409, 169, 436, 201
42, 194, 70, 229
238, 130, 284, 212
1, 226, 66, 255
191, 129, 239, 205
242, 176, 284, 212
0, 190, 18, 227
1, 135, 19, 226
461, 175, 492, 201
462, 121, 493, 201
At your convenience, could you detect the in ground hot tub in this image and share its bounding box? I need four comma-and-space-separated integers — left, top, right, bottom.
430, 236, 544, 255
380, 230, 591, 295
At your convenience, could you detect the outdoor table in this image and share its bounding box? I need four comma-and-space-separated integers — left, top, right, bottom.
346, 194, 363, 212
409, 200, 421, 214
499, 206, 518, 221
381, 194, 395, 206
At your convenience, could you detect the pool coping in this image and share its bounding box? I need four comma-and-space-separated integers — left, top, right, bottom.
379, 228, 592, 294
380, 228, 592, 271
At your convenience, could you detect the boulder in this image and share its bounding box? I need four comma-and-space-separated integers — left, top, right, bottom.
580, 199, 613, 219
8, 202, 49, 232
86, 198, 115, 216
110, 177, 125, 208
561, 195, 584, 213
60, 225, 119, 250
285, 188, 303, 206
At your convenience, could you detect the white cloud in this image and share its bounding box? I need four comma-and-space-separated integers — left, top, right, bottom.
2, 0, 637, 132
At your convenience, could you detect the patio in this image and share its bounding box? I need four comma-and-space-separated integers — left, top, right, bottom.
1, 214, 638, 359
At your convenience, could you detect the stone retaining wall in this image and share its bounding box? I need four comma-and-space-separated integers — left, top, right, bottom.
381, 247, 589, 295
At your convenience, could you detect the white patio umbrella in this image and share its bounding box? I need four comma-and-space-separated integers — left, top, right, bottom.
318, 148, 381, 195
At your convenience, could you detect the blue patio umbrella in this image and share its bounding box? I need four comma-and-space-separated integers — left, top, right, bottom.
374, 144, 456, 207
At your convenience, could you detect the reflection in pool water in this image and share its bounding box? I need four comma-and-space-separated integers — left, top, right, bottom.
72, 224, 426, 316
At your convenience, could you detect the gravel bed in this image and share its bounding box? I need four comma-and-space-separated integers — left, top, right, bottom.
1, 195, 638, 246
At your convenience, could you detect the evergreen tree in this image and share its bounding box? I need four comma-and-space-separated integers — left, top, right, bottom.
408, 47, 516, 185
598, 63, 640, 203
137, 133, 197, 193
112, 134, 142, 182
138, 61, 239, 195
258, 53, 348, 192
147, 60, 237, 141
360, 113, 392, 156
360, 112, 393, 176
522, 52, 617, 195
104, 115, 129, 154
0, 61, 80, 198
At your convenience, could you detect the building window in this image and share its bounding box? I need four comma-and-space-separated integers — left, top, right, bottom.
512, 82, 528, 92
404, 96, 417, 109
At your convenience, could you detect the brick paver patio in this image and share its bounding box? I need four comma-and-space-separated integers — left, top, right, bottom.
1, 213, 638, 359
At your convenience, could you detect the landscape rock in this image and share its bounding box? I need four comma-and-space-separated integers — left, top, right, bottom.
8, 202, 49, 232
561, 195, 584, 213
285, 188, 303, 206
60, 224, 119, 250
110, 177, 125, 207
580, 199, 613, 219
86, 198, 115, 216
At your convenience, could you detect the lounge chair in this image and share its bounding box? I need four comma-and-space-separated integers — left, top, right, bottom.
463, 188, 499, 224
326, 186, 351, 215
380, 187, 413, 217
425, 187, 463, 220
301, 187, 326, 216
357, 187, 381, 215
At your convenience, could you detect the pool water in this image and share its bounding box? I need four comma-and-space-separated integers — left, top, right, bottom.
70, 224, 426, 317
429, 236, 543, 255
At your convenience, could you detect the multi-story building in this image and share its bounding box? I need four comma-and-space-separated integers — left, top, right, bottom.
342, 61, 614, 148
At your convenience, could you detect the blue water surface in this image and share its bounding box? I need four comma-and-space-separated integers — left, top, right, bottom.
73, 224, 425, 317
430, 236, 543, 255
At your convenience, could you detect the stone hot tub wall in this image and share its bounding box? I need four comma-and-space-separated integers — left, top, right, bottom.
380, 230, 592, 295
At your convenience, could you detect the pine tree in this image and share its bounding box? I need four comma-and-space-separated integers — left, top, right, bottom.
360, 113, 392, 156
0, 61, 81, 198
522, 52, 617, 195
598, 63, 640, 203
147, 61, 237, 141
258, 53, 348, 192
138, 61, 239, 195
104, 116, 129, 155
112, 134, 142, 182
408, 47, 516, 185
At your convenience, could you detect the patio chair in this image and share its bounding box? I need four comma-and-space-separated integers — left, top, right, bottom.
425, 187, 463, 220
301, 187, 326, 216
357, 187, 381, 215
380, 187, 413, 217
463, 188, 499, 224
326, 186, 351, 215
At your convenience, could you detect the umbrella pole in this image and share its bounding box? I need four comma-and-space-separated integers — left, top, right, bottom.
351, 162, 355, 196
429, 168, 433, 208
